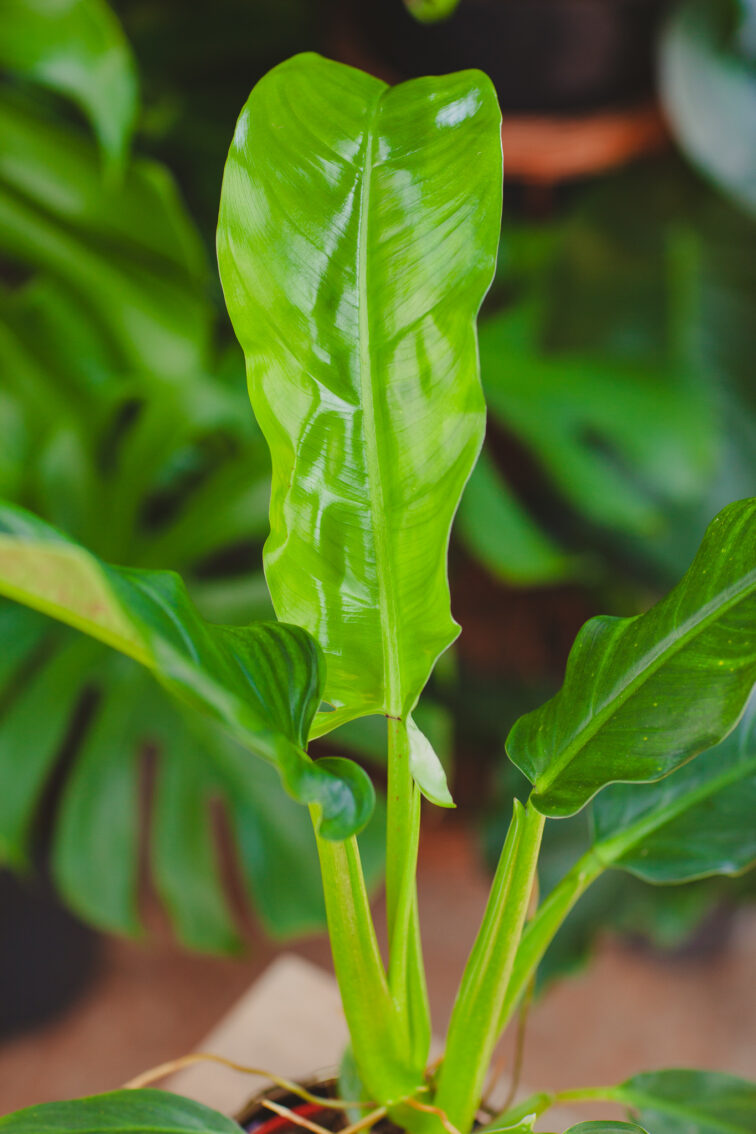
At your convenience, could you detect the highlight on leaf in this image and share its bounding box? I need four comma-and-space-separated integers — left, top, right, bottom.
507, 497, 756, 816
218, 52, 502, 803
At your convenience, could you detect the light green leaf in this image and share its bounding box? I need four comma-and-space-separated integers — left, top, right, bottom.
0, 1089, 241, 1133
218, 53, 502, 752
660, 0, 756, 217
406, 716, 453, 807
614, 1069, 756, 1134
507, 498, 756, 816
0, 0, 138, 171
591, 698, 756, 882
0, 501, 374, 840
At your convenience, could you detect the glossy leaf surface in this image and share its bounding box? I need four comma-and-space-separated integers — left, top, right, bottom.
1, 0, 138, 170
660, 0, 756, 217
0, 502, 373, 839
0, 1089, 240, 1133
592, 698, 756, 882
508, 499, 756, 816
615, 1069, 756, 1134
218, 53, 502, 744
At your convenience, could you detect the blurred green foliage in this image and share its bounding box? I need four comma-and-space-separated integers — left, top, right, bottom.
0, 0, 754, 964
0, 0, 381, 951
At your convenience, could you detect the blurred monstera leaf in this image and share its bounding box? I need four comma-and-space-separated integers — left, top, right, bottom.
1, 0, 138, 171
0, 8, 391, 949
0, 93, 209, 378
660, 0, 756, 218
479, 305, 714, 540
0, 503, 383, 945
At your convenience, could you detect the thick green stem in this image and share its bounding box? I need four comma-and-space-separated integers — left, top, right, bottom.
495, 848, 604, 1037
386, 717, 431, 1072
433, 801, 546, 1134
311, 809, 423, 1106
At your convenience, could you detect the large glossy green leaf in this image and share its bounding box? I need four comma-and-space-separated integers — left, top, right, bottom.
507, 498, 756, 816
0, 1089, 240, 1133
591, 698, 756, 882
614, 1069, 756, 1134
217, 54, 502, 762
0, 0, 138, 171
0, 502, 373, 839
660, 0, 756, 217
0, 94, 209, 378
150, 711, 243, 954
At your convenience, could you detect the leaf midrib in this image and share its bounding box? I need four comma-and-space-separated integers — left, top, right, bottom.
535, 567, 756, 796
355, 90, 402, 717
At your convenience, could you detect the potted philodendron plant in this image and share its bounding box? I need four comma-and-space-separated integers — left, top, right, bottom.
0, 52, 755, 1134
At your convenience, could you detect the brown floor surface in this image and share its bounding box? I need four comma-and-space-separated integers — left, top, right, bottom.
1, 826, 754, 1113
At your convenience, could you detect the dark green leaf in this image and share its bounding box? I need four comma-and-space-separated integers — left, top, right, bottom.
0, 1089, 241, 1133
0, 601, 47, 693
457, 451, 576, 586
53, 663, 143, 936
592, 699, 756, 882
0, 0, 138, 170
150, 715, 242, 954
0, 636, 96, 865
565, 1126, 647, 1134
507, 499, 756, 816
0, 95, 209, 379
0, 501, 373, 840
660, 0, 756, 217
615, 1069, 756, 1134
480, 309, 715, 538
217, 54, 502, 802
